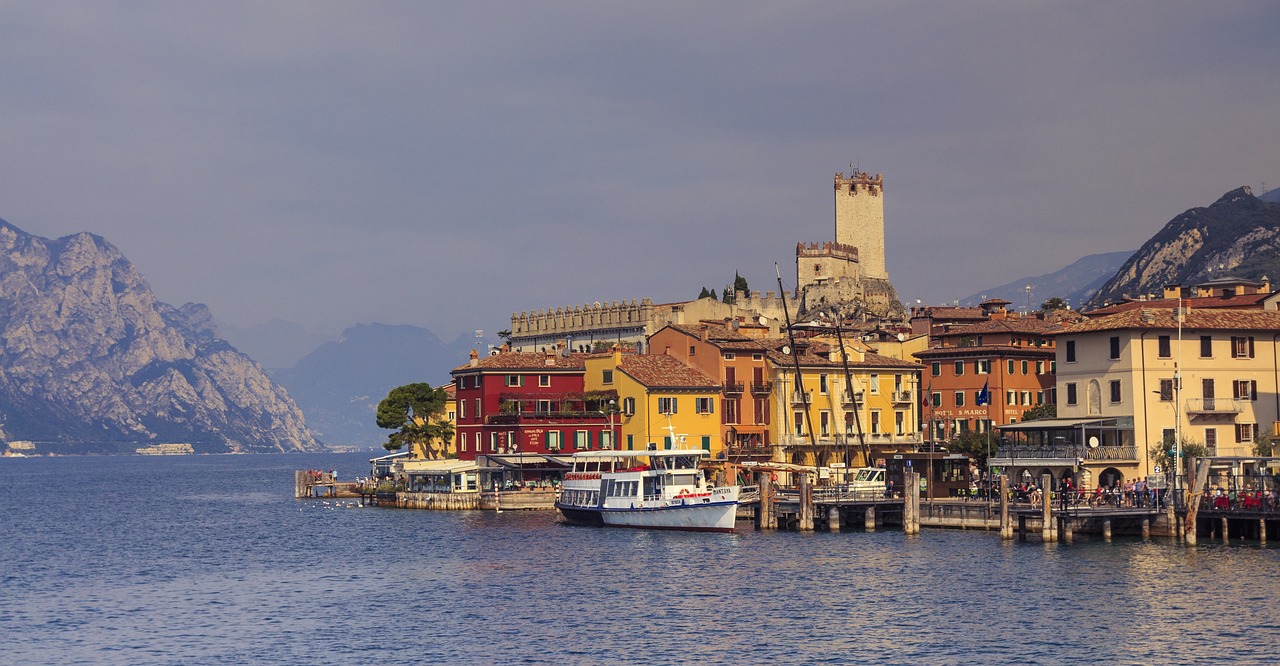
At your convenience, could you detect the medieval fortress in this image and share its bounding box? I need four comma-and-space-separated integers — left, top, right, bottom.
507, 169, 906, 352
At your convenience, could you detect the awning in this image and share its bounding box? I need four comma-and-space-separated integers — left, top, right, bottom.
369, 450, 412, 463
401, 459, 478, 476
481, 454, 573, 470
998, 417, 1126, 431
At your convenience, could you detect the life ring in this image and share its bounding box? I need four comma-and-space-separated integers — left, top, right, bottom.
770, 473, 778, 483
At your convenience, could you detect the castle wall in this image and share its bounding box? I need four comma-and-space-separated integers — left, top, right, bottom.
834, 171, 886, 280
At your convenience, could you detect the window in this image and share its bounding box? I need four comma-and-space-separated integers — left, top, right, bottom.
490, 432, 499, 452
1159, 379, 1174, 401
752, 353, 763, 361
1232, 336, 1256, 359
696, 397, 715, 414
1050, 361, 1057, 375
622, 397, 635, 416
844, 411, 856, 435
1205, 428, 1217, 452
536, 399, 552, 413
626, 434, 634, 450
975, 359, 990, 375
793, 411, 805, 436
1021, 360, 1029, 375
1065, 340, 1076, 362
601, 430, 614, 450
539, 374, 551, 387
870, 374, 879, 394
1036, 360, 1045, 375
1236, 423, 1256, 443
1162, 428, 1175, 446
658, 397, 677, 414
930, 392, 941, 408
1021, 391, 1032, 406
754, 398, 769, 424
954, 391, 965, 407
1109, 336, 1121, 360
820, 411, 831, 437
1036, 391, 1044, 405
1007, 360, 1016, 375
459, 433, 467, 453
474, 398, 480, 417
1006, 390, 1016, 405
819, 374, 829, 394
701, 436, 711, 452
1234, 379, 1257, 401
689, 345, 696, 356
1200, 335, 1213, 358
459, 400, 466, 419
575, 430, 590, 450
602, 370, 614, 384
954, 361, 965, 376
1158, 336, 1171, 358
547, 431, 563, 451
1109, 380, 1121, 403
723, 352, 736, 360
1065, 383, 1078, 406
870, 411, 881, 435
723, 398, 739, 423
505, 374, 523, 387
895, 411, 905, 436
931, 361, 941, 377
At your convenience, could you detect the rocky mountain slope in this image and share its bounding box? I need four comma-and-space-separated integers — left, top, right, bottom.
1086, 187, 1280, 308
0, 219, 319, 454
962, 251, 1132, 310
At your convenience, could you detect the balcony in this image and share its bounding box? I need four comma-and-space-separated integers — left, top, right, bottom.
991, 444, 1137, 462
892, 390, 913, 404
1184, 398, 1244, 415
791, 390, 813, 404
750, 381, 773, 396
723, 382, 745, 395
841, 390, 864, 404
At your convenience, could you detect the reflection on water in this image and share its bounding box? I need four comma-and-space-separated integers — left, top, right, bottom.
1, 453, 1277, 664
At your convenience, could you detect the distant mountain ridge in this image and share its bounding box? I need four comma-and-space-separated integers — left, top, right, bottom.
960, 251, 1132, 310
1087, 187, 1280, 308
0, 219, 318, 454
270, 324, 492, 446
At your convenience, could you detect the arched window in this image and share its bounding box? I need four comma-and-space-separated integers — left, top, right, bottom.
1087, 380, 1102, 415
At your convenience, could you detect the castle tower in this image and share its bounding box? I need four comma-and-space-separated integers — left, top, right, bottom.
833, 170, 886, 280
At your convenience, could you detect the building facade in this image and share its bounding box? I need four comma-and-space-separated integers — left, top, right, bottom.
584, 348, 723, 456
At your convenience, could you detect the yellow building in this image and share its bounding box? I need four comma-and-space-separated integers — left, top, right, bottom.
766, 338, 923, 468
584, 348, 723, 456
408, 381, 457, 460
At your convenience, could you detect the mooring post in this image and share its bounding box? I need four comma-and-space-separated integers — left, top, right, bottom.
1102, 518, 1112, 542
1141, 516, 1150, 540
1061, 516, 1073, 543
1041, 473, 1054, 543
798, 474, 814, 532
827, 506, 841, 532
1260, 519, 1267, 545
999, 475, 1012, 540
758, 471, 775, 531
903, 471, 919, 534
1222, 516, 1229, 543
865, 506, 876, 532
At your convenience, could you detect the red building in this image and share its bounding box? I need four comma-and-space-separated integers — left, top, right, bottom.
450, 347, 616, 464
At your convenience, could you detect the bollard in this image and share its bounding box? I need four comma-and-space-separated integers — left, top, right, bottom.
828, 506, 841, 532
1041, 473, 1054, 543
999, 475, 1012, 541
1141, 516, 1150, 540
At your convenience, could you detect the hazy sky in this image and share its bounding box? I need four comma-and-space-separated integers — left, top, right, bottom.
2, 2, 1276, 340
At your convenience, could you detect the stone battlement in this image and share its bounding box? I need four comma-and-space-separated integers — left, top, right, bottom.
797, 241, 859, 262
834, 170, 883, 196
511, 298, 653, 336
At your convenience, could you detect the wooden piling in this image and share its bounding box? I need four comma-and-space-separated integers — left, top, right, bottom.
1260, 519, 1267, 545
1018, 514, 1027, 541
1103, 518, 1112, 542
798, 474, 814, 532
865, 506, 876, 532
827, 506, 841, 532
1041, 473, 1054, 543
903, 472, 920, 535
1061, 516, 1073, 543
1222, 516, 1229, 543
758, 471, 775, 531
999, 475, 1012, 540
1142, 516, 1150, 540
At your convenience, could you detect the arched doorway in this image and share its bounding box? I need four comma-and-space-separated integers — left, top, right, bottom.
1099, 467, 1124, 489
790, 451, 807, 466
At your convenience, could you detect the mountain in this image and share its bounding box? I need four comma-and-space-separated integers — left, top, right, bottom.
1086, 187, 1280, 309
270, 324, 492, 446
960, 251, 1132, 310
1261, 187, 1280, 203
219, 318, 337, 370
0, 219, 319, 454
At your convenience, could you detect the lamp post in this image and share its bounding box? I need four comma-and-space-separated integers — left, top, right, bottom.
608, 399, 618, 450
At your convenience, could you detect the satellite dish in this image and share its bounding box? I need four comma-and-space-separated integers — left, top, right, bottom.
896, 333, 906, 342
781, 345, 792, 355
758, 316, 768, 326
1088, 436, 1100, 449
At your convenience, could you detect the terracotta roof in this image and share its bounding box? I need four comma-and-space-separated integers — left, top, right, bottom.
936, 318, 1063, 337
913, 307, 987, 320
664, 322, 755, 342
619, 355, 719, 389
914, 345, 1055, 360
1062, 308, 1280, 334
452, 351, 587, 373
1086, 293, 1270, 316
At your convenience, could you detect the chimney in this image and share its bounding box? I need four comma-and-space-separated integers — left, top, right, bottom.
700, 324, 709, 342
469, 349, 479, 367
545, 347, 557, 366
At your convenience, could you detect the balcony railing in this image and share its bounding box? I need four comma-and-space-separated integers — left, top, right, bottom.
1184, 398, 1244, 414
724, 382, 745, 395
791, 390, 813, 404
892, 390, 912, 404
841, 390, 864, 404
993, 444, 1137, 461
750, 381, 773, 396
1083, 445, 1138, 461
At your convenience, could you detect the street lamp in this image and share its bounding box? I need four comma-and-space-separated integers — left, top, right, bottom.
607, 399, 618, 450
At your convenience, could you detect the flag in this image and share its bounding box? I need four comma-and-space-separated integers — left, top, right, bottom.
976, 381, 990, 406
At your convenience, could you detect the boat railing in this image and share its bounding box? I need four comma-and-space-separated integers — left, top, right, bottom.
812, 485, 890, 502
738, 485, 760, 504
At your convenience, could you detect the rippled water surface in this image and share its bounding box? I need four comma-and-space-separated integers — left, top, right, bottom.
2, 453, 1277, 664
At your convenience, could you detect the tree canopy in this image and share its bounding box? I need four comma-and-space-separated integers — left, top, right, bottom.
1040, 297, 1067, 313
376, 382, 455, 455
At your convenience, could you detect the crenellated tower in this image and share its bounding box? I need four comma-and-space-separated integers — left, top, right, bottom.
833, 170, 886, 280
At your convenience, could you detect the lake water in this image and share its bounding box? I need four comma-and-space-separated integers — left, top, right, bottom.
1, 452, 1277, 665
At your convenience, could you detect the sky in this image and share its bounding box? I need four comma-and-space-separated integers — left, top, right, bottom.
1, 2, 1277, 341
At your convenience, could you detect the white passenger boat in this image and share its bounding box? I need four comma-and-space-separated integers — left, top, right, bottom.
556, 449, 740, 532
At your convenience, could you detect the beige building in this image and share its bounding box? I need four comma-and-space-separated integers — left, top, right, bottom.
995, 305, 1280, 489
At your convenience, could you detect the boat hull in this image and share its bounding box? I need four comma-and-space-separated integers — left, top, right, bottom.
556, 503, 605, 527
600, 500, 738, 533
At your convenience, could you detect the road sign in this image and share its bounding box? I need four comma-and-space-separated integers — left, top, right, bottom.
1154, 464, 1162, 474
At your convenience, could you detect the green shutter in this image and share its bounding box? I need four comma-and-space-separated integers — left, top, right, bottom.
701, 436, 711, 451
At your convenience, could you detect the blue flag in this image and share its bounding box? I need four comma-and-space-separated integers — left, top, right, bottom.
976, 381, 990, 406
